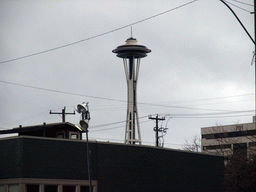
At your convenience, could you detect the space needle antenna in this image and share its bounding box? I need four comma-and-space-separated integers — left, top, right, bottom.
112, 36, 151, 145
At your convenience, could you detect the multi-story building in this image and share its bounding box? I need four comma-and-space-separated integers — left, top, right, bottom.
0, 122, 224, 192
201, 116, 256, 162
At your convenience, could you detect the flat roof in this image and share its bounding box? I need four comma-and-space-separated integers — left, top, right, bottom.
0, 135, 222, 157
0, 122, 85, 134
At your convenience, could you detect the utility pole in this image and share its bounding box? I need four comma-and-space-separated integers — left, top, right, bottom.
49, 107, 75, 122
149, 114, 165, 147
254, 0, 256, 123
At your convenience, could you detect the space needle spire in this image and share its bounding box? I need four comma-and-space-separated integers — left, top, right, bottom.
113, 37, 151, 144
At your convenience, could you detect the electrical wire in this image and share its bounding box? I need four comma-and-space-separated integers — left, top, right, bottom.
90, 126, 123, 132
0, 80, 126, 102
181, 98, 254, 108
0, 0, 198, 64
0, 108, 59, 129
167, 113, 253, 118
165, 116, 173, 128
89, 112, 254, 132
138, 101, 252, 112
220, 0, 255, 44
224, 0, 252, 13
90, 115, 148, 128
229, 0, 253, 6
0, 79, 254, 114
171, 109, 254, 116
160, 93, 254, 104
158, 109, 254, 117
90, 119, 151, 132
90, 120, 126, 128
139, 94, 254, 110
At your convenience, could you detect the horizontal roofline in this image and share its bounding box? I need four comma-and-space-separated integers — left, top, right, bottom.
0, 135, 222, 157
0, 122, 85, 134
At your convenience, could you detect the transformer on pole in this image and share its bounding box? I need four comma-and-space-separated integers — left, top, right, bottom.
113, 37, 151, 144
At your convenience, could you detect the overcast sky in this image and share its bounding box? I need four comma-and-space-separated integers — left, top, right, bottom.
0, 0, 254, 149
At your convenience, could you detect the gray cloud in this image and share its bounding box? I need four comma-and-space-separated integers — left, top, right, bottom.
0, 0, 254, 148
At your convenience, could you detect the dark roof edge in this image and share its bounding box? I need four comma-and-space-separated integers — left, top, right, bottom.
0, 135, 222, 157
0, 122, 85, 135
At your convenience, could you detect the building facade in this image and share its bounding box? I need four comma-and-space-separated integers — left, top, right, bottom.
201, 116, 256, 162
1, 122, 224, 192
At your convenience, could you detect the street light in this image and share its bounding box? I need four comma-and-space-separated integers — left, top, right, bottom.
76, 102, 92, 192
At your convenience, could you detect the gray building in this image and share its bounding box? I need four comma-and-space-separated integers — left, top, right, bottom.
1, 122, 223, 192
201, 116, 256, 163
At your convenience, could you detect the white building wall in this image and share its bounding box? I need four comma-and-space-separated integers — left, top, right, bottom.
201, 116, 256, 160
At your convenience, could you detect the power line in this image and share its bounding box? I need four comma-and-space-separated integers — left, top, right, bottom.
55, 94, 255, 112
160, 93, 254, 104
182, 98, 254, 108
162, 110, 255, 117
0, 109, 59, 129
0, 80, 126, 102
229, 0, 253, 6
0, 0, 198, 64
167, 113, 254, 118
0, 79, 253, 113
90, 120, 151, 132
138, 94, 254, 109
90, 112, 254, 132
224, 0, 252, 13
138, 101, 251, 112
90, 115, 148, 128
220, 0, 255, 44
90, 120, 126, 128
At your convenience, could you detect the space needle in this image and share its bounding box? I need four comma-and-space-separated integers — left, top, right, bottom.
113, 37, 151, 144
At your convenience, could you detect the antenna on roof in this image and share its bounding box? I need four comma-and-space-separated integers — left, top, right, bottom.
131, 26, 133, 38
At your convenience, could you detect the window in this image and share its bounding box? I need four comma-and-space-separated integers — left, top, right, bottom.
202, 134, 215, 139
233, 143, 247, 161
8, 185, 19, 192
71, 134, 78, 139
57, 134, 64, 138
45, 185, 58, 192
56, 131, 65, 139
233, 143, 247, 149
249, 142, 256, 147
63, 186, 76, 192
81, 186, 90, 192
203, 144, 231, 150
202, 130, 256, 140
0, 185, 4, 192
26, 184, 39, 192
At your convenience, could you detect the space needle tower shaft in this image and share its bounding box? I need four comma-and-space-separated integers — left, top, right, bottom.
113, 37, 151, 144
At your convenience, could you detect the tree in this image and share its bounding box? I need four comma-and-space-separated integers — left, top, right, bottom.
183, 135, 201, 152
224, 154, 256, 192
191, 122, 256, 192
